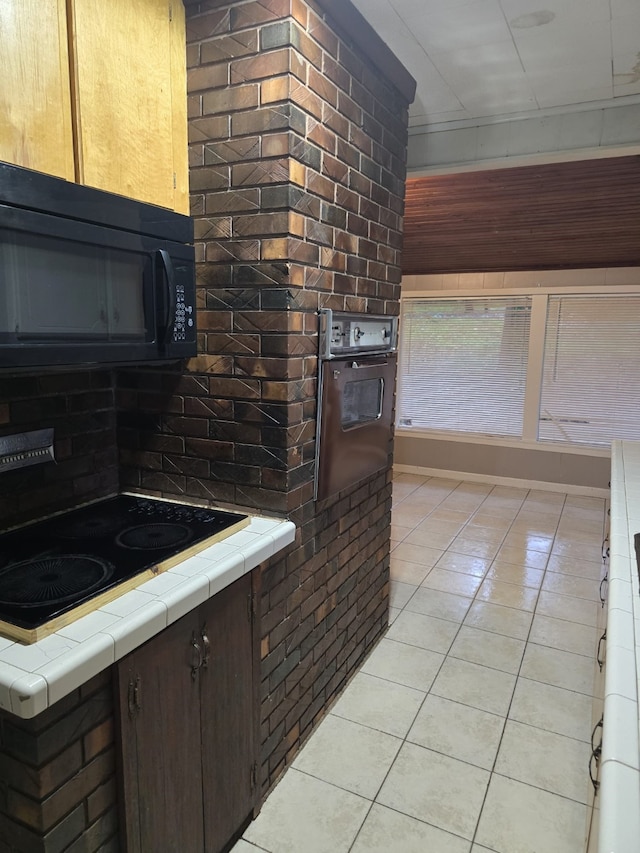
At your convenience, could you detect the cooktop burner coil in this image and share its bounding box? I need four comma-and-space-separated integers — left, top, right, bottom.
0, 555, 115, 607
116, 523, 192, 550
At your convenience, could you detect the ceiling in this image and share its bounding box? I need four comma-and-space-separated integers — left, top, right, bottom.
350, 0, 640, 133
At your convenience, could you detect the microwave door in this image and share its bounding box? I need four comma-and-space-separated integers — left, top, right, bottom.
14, 236, 108, 339
1, 231, 152, 344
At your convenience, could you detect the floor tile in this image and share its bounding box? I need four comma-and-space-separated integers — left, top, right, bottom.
448, 536, 500, 560
243, 768, 370, 853
389, 606, 401, 625
428, 508, 471, 524
431, 656, 516, 716
541, 571, 600, 601
421, 568, 484, 597
519, 643, 594, 695
392, 542, 444, 568
535, 590, 599, 627
509, 677, 593, 742
390, 524, 412, 542
229, 841, 265, 852
377, 742, 490, 840
495, 719, 592, 803
529, 613, 598, 657
389, 580, 417, 609
458, 524, 506, 545
546, 553, 603, 580
391, 557, 431, 585
494, 544, 549, 570
485, 561, 544, 589
463, 600, 533, 640
386, 610, 460, 654
361, 638, 444, 692
476, 774, 588, 853
476, 578, 539, 611
404, 587, 473, 623
405, 524, 460, 550
435, 551, 491, 577
448, 625, 525, 675
351, 804, 471, 853
469, 512, 511, 531
392, 507, 428, 529
408, 694, 505, 770
330, 672, 425, 738
502, 530, 553, 553
292, 715, 402, 799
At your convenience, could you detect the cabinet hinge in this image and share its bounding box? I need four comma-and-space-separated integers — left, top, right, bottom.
250, 761, 258, 791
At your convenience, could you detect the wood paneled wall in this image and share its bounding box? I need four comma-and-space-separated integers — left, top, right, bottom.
403, 155, 640, 274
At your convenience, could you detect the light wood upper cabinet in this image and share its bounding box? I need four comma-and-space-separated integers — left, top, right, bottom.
69, 0, 189, 213
0, 0, 188, 213
0, 0, 75, 181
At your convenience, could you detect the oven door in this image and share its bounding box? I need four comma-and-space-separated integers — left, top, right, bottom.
315, 353, 396, 502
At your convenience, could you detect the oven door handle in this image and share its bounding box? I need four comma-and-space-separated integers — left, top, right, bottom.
350, 359, 389, 368
156, 249, 177, 345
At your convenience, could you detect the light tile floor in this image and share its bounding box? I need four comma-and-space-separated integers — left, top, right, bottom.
233, 473, 607, 853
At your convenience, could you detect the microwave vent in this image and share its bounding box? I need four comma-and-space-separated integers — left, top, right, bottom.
0, 429, 55, 473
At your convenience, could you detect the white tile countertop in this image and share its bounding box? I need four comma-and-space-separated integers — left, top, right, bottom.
0, 515, 295, 719
600, 441, 640, 851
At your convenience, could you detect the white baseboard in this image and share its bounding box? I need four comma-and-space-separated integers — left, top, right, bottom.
393, 463, 610, 499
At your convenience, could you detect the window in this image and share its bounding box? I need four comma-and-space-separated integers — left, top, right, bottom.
398, 292, 640, 448
397, 297, 532, 437
539, 295, 640, 444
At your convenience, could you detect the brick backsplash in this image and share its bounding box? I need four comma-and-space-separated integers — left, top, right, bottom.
0, 372, 119, 530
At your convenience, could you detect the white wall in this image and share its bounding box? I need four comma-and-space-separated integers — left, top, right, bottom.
407, 102, 640, 173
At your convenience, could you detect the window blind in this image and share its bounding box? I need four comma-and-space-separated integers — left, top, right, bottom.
539, 294, 640, 445
397, 297, 532, 437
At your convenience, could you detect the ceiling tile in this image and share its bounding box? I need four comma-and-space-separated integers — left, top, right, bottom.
611, 13, 640, 57
536, 85, 614, 109
511, 19, 612, 72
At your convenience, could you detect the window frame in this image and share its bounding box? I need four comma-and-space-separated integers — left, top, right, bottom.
397, 285, 640, 450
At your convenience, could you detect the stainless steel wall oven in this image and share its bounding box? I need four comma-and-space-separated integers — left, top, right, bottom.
314, 309, 398, 502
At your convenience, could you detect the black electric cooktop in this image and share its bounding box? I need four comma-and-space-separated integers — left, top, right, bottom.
0, 495, 248, 635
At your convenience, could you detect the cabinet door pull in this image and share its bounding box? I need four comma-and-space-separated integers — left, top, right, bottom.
128, 676, 142, 716
191, 635, 203, 680
589, 747, 601, 792
599, 573, 608, 607
591, 716, 603, 753
597, 630, 606, 671
201, 627, 210, 669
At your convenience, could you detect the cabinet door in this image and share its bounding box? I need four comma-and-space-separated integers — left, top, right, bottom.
0, 0, 75, 180
199, 573, 256, 853
69, 0, 189, 212
116, 613, 205, 853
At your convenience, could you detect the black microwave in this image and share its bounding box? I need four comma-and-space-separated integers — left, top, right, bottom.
0, 162, 196, 370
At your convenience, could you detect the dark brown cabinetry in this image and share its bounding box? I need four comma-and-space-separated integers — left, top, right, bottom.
115, 573, 259, 853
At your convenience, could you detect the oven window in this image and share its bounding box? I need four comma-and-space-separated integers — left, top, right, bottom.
342, 378, 383, 428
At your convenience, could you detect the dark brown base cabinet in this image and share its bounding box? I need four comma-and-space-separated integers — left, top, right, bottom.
115, 572, 259, 853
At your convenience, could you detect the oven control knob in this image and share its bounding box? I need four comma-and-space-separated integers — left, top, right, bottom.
353, 326, 364, 341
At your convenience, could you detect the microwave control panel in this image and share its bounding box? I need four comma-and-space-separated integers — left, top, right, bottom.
173, 284, 194, 342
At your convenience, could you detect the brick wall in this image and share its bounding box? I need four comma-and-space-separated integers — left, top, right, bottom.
0, 372, 118, 530
178, 0, 413, 795
0, 672, 118, 853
